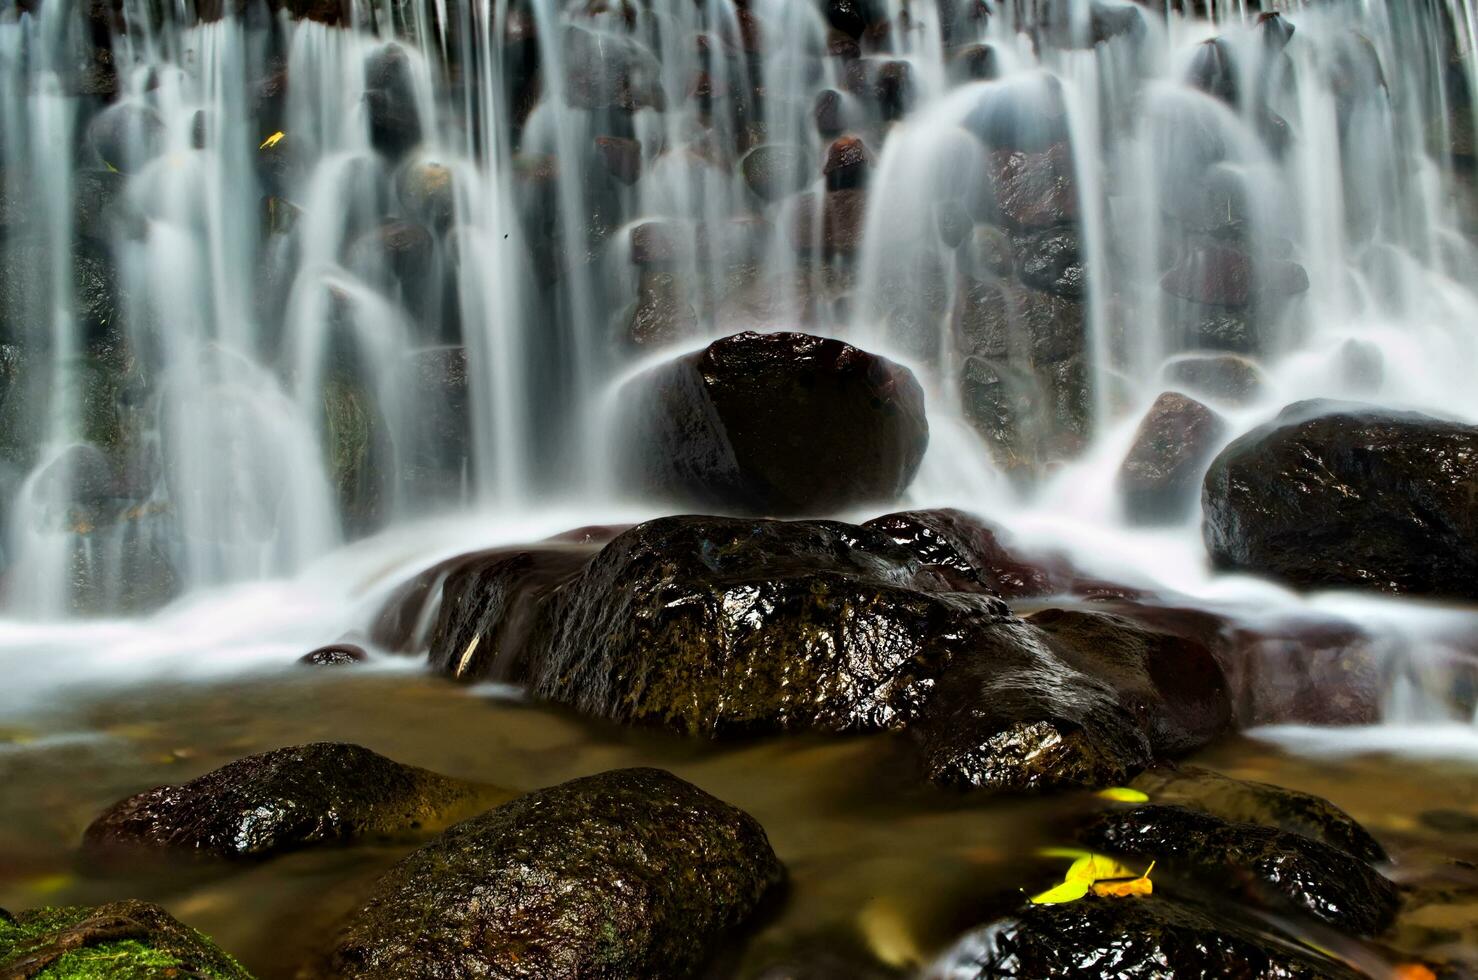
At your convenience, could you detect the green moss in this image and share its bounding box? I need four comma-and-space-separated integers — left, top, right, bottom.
0, 902, 254, 980
38, 939, 187, 978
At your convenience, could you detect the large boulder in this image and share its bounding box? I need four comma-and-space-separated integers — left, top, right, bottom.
1079, 804, 1399, 935
1118, 392, 1226, 524
933, 896, 1360, 979
516, 515, 1010, 737
318, 768, 782, 979
910, 608, 1230, 793
0, 900, 253, 979
82, 743, 503, 866
1202, 401, 1478, 597
617, 331, 928, 515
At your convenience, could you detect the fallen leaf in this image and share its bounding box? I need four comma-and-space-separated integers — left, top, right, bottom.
1065, 854, 1139, 883
1097, 786, 1150, 803
1393, 966, 1437, 980
1030, 879, 1091, 904
259, 131, 286, 149
1092, 862, 1155, 898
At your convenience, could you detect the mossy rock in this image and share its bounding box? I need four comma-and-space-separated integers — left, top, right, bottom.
318, 767, 783, 979
321, 377, 392, 538
83, 742, 506, 867
0, 899, 253, 979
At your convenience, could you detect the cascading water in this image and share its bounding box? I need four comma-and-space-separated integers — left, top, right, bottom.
0, 0, 1474, 704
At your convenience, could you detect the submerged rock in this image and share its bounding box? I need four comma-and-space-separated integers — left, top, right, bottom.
299, 643, 370, 666
911, 608, 1230, 793
320, 768, 782, 979
743, 144, 811, 202
83, 743, 502, 866
0, 900, 253, 979
1202, 400, 1478, 597
1161, 351, 1267, 405
1161, 243, 1309, 308
1079, 804, 1399, 935
1130, 765, 1387, 863
519, 515, 1009, 736
617, 331, 928, 515
1117, 392, 1226, 524
938, 896, 1359, 979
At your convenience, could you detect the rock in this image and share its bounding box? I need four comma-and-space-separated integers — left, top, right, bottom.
0, 900, 253, 979
1188, 37, 1240, 106
1161, 243, 1309, 308
1130, 766, 1387, 863
936, 201, 971, 249
564, 26, 664, 112
395, 157, 455, 231
299, 643, 370, 666
823, 135, 870, 190
825, 0, 877, 39
0, 239, 123, 347
1079, 804, 1399, 935
935, 896, 1358, 979
284, 0, 345, 22
83, 743, 501, 866
949, 43, 1001, 83
742, 145, 811, 202
617, 331, 928, 515
625, 270, 697, 348
962, 74, 1070, 154
1202, 400, 1478, 598
593, 135, 642, 185
988, 143, 1077, 230
319, 768, 782, 979
1015, 226, 1083, 297
400, 346, 470, 504
911, 606, 1228, 793
364, 44, 423, 160
814, 89, 847, 139
630, 220, 684, 265
1161, 352, 1267, 405
1217, 614, 1384, 727
428, 545, 597, 682
873, 60, 914, 120
1117, 392, 1226, 524
321, 375, 392, 538
87, 103, 166, 174
789, 188, 869, 255
347, 220, 435, 309
519, 515, 1009, 736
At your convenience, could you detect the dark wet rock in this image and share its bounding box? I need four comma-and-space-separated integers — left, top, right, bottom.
299, 643, 369, 666
395, 158, 455, 231
348, 221, 434, 309
428, 545, 597, 682
594, 135, 642, 185
825, 0, 877, 39
284, 0, 346, 22
1212, 612, 1384, 727
0, 239, 123, 347
1015, 226, 1083, 298
988, 143, 1077, 231
873, 60, 915, 121
87, 103, 166, 174
1118, 392, 1226, 524
949, 43, 1001, 83
1079, 804, 1399, 935
1189, 37, 1240, 106
1166, 299, 1262, 354
962, 75, 1070, 154
319, 768, 782, 980
814, 89, 847, 139
1131, 766, 1387, 863
625, 270, 697, 349
564, 26, 664, 112
936, 201, 971, 249
83, 743, 501, 866
912, 606, 1228, 793
742, 145, 810, 203
790, 188, 869, 255
1161, 351, 1267, 405
823, 135, 871, 190
71, 169, 138, 243
630, 219, 684, 265
1202, 400, 1478, 598
941, 895, 1358, 979
519, 515, 1009, 736
364, 45, 423, 160
617, 331, 928, 515
1161, 243, 1309, 308
0, 899, 253, 979
1259, 11, 1296, 51
964, 224, 1014, 278
864, 508, 1137, 600
322, 375, 392, 538
400, 346, 470, 504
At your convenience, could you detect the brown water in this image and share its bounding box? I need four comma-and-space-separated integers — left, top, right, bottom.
1, 669, 1476, 978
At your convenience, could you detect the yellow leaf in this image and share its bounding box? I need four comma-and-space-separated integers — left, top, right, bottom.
1030, 878, 1091, 904
259, 131, 286, 149
1091, 861, 1155, 899
1097, 786, 1150, 803
1393, 966, 1437, 980
1065, 854, 1139, 883
1036, 846, 1093, 860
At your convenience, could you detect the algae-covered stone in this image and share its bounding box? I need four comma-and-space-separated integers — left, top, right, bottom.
1130, 765, 1387, 863
937, 895, 1360, 979
320, 767, 783, 979
520, 515, 1012, 737
83, 743, 504, 867
321, 377, 392, 539
1079, 804, 1399, 936
0, 899, 253, 979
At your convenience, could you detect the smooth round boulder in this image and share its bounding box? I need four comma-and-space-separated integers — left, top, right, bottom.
82, 742, 504, 866
1202, 400, 1478, 597
1118, 392, 1226, 524
617, 331, 928, 515
319, 768, 782, 979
